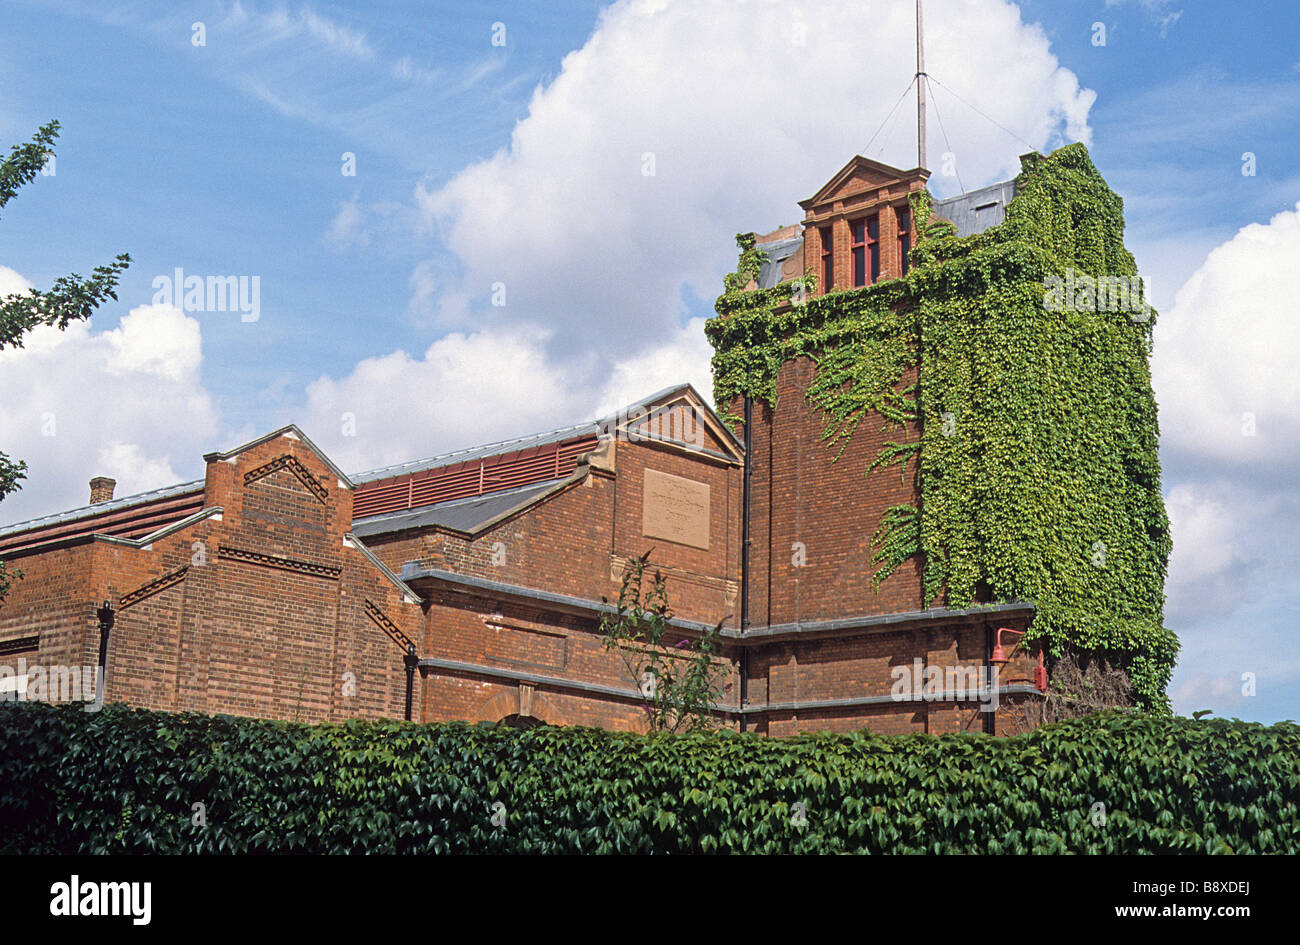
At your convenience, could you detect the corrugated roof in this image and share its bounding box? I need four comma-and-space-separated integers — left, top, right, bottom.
351, 421, 599, 485
351, 383, 720, 484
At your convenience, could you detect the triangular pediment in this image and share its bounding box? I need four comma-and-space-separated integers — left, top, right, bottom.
609, 384, 745, 463
799, 155, 923, 210
203, 425, 354, 489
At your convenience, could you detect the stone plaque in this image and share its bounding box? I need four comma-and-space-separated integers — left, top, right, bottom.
642, 469, 710, 550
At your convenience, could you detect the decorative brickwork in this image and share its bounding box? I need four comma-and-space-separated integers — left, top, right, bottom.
217, 545, 343, 579
243, 454, 329, 503
119, 567, 189, 609
364, 599, 415, 653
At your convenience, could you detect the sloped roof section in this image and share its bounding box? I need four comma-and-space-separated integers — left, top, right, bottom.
352, 421, 598, 486
351, 477, 572, 539
204, 424, 354, 488
932, 179, 1017, 237
350, 432, 599, 520
350, 383, 738, 521
756, 237, 804, 289
0, 480, 206, 556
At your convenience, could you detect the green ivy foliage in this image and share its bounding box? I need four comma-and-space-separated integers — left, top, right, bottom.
2, 703, 1296, 854
705, 143, 1175, 709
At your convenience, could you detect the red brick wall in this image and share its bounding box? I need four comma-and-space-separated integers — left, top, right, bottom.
0, 401, 1044, 735
415, 585, 739, 734
0, 431, 421, 722
364, 435, 742, 628
802, 166, 926, 297
0, 545, 100, 701
610, 440, 740, 626
736, 355, 924, 628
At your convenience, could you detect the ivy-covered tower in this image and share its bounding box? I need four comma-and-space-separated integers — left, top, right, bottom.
708, 143, 1176, 713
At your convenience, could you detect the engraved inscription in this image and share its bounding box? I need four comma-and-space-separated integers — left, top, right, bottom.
642, 469, 710, 550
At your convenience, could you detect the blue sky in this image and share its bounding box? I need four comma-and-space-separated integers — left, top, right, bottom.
1, 0, 1298, 723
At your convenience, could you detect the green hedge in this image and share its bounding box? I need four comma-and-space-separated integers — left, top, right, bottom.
2, 703, 1296, 853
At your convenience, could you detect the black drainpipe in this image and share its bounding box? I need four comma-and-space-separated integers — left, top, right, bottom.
403, 646, 419, 722
95, 600, 114, 701
739, 393, 753, 732
983, 623, 996, 735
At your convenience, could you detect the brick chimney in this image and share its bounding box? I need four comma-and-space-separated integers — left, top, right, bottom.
89, 477, 116, 505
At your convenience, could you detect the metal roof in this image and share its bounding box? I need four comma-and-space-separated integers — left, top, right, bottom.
0, 479, 204, 539
0, 384, 730, 539
756, 237, 803, 289
350, 421, 598, 485
203, 423, 355, 488
932, 179, 1018, 237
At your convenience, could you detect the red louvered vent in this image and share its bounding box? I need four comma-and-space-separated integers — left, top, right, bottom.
352, 435, 598, 521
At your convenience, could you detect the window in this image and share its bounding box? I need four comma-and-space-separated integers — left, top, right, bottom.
851, 215, 880, 286
897, 206, 912, 276
851, 221, 865, 286
819, 226, 834, 291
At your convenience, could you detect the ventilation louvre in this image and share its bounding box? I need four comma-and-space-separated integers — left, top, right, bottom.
352, 436, 598, 520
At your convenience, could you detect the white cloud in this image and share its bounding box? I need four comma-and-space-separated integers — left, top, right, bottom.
295, 313, 717, 476
94, 442, 184, 493
1163, 482, 1251, 620
325, 198, 367, 249
298, 327, 591, 473
290, 0, 1099, 500
324, 196, 414, 252
102, 303, 202, 382
1105, 0, 1182, 37
593, 317, 715, 416
0, 291, 219, 524
1170, 673, 1246, 715
1153, 203, 1300, 474
415, 0, 1096, 363
0, 265, 30, 299
1154, 204, 1300, 721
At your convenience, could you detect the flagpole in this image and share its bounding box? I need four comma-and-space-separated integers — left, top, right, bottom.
916, 0, 927, 170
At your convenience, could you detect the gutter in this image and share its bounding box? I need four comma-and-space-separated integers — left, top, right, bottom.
417, 655, 1043, 718
402, 564, 1034, 644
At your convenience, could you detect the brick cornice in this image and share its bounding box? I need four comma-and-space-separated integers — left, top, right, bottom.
217, 545, 342, 579
402, 565, 1034, 646
417, 656, 1044, 717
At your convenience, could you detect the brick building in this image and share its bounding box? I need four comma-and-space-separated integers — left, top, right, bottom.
0, 155, 1047, 736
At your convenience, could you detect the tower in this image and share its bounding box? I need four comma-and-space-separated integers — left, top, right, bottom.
709, 142, 1175, 721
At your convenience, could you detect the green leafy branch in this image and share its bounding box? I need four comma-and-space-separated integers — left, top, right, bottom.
599, 551, 728, 734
